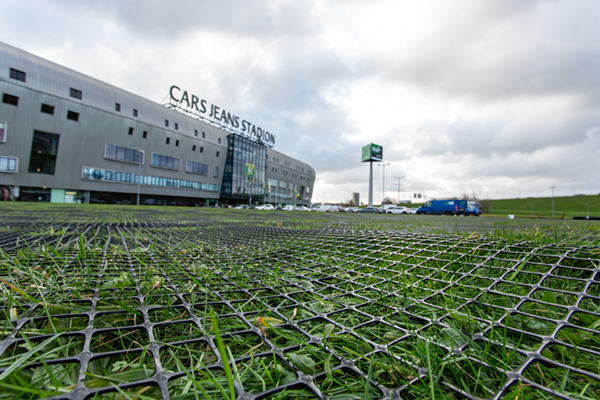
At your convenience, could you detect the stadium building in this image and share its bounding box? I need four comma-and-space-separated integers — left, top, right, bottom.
0, 41, 315, 206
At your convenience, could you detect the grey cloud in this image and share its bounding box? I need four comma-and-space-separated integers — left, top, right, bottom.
49, 0, 322, 41
366, 0, 600, 104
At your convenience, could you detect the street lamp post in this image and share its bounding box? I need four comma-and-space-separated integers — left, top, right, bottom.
378, 163, 390, 206
395, 176, 404, 204
586, 203, 590, 218
136, 151, 142, 206
550, 186, 556, 217
531, 203, 534, 217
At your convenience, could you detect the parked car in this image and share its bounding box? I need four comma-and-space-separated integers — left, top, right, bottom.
89, 198, 106, 204
408, 208, 418, 214
256, 204, 274, 210
234, 204, 250, 209
345, 207, 359, 213
314, 204, 335, 212
358, 207, 382, 213
295, 206, 309, 211
282, 205, 294, 211
387, 206, 410, 214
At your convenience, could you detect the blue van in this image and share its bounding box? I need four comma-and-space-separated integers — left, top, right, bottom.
466, 201, 482, 216
416, 199, 480, 216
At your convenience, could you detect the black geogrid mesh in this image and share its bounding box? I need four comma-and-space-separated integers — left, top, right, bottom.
0, 218, 599, 399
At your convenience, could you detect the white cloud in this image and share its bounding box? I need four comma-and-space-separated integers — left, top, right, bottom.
2, 0, 599, 202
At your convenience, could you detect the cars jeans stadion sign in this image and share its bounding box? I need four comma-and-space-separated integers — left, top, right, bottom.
169, 85, 275, 147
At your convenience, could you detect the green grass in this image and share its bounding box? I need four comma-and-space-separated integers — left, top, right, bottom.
487, 194, 600, 218
0, 204, 599, 399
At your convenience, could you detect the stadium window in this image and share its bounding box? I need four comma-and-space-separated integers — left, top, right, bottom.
133, 109, 138, 117
128, 127, 133, 135
218, 138, 221, 144
2, 93, 18, 106
151, 153, 180, 171
216, 151, 219, 157
69, 88, 82, 99
214, 166, 219, 177
200, 147, 203, 153
9, 68, 26, 82
104, 144, 143, 164
142, 131, 147, 139
67, 111, 79, 121
0, 121, 6, 142
0, 156, 17, 172
165, 119, 169, 127
41, 104, 54, 115
194, 130, 198, 137
202, 132, 205, 138
174, 123, 178, 130
28, 130, 60, 175
175, 140, 179, 147
166, 137, 170, 145
192, 145, 196, 151
186, 160, 209, 175
115, 103, 121, 112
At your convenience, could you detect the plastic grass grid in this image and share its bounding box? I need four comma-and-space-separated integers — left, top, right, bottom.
0, 208, 599, 399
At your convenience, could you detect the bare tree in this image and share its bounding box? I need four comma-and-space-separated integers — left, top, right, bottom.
383, 196, 397, 205
459, 191, 480, 201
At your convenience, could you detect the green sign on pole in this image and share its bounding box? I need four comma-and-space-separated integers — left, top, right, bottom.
361, 143, 383, 162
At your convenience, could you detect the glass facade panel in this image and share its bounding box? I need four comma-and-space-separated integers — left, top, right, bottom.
82, 166, 218, 192
220, 134, 266, 201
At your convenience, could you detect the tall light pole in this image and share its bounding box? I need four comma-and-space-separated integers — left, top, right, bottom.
136, 150, 143, 206
378, 163, 390, 205
531, 203, 534, 217
550, 186, 555, 217
586, 203, 590, 218
395, 176, 404, 204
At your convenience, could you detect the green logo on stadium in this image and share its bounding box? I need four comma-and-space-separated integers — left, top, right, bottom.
246, 163, 255, 183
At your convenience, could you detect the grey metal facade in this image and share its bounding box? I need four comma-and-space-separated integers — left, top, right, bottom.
0, 41, 315, 205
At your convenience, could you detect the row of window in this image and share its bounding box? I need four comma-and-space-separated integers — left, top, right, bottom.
2, 93, 81, 121
104, 144, 217, 176
82, 167, 219, 192
126, 126, 208, 153
7, 67, 230, 145
2, 92, 221, 153
268, 165, 311, 183
267, 154, 310, 176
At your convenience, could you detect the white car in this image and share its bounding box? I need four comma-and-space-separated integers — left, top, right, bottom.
295, 206, 309, 211
408, 208, 418, 214
256, 204, 274, 210
282, 205, 294, 211
387, 206, 411, 214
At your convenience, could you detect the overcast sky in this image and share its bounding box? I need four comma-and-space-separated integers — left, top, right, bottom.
3, 0, 599, 203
